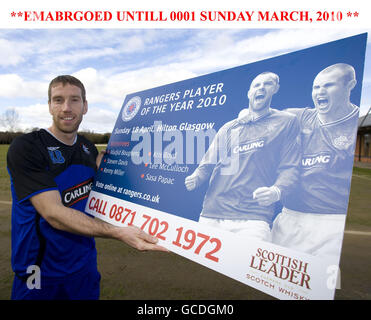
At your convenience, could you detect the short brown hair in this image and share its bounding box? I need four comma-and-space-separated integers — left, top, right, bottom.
48, 75, 86, 103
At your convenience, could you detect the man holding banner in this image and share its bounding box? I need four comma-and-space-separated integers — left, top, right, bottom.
7, 75, 167, 300
185, 71, 301, 242
272, 63, 359, 262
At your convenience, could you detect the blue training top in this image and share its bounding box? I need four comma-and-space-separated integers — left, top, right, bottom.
7, 129, 98, 280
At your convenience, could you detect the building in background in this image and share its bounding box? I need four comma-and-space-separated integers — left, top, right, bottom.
355, 107, 371, 163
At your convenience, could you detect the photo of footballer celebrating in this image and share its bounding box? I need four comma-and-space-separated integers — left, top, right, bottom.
272, 63, 359, 264
186, 63, 360, 265
185, 71, 301, 242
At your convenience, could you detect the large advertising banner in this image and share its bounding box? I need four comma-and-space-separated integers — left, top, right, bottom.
85, 33, 367, 300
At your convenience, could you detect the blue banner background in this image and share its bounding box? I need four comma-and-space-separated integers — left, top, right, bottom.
92, 33, 367, 221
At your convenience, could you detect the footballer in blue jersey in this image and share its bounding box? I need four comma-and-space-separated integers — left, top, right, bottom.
8, 129, 101, 299
7, 75, 166, 300
272, 64, 359, 262
185, 72, 301, 241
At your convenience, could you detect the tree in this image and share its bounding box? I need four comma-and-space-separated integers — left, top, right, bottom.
0, 108, 20, 132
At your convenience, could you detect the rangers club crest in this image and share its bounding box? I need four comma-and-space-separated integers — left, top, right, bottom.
122, 96, 141, 122
333, 135, 351, 150
81, 143, 90, 155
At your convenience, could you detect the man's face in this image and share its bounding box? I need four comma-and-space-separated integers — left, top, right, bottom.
312, 69, 348, 116
247, 73, 279, 112
49, 83, 87, 134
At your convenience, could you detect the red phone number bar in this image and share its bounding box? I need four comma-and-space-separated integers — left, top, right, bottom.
88, 196, 221, 262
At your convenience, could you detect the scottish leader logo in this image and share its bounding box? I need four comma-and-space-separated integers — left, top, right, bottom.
122, 96, 141, 122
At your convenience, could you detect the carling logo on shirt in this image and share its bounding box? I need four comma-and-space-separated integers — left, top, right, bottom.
62, 178, 93, 207
301, 152, 331, 168
232, 139, 265, 154
47, 147, 65, 164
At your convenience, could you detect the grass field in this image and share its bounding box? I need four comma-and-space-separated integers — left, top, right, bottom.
348, 167, 371, 228
0, 144, 370, 300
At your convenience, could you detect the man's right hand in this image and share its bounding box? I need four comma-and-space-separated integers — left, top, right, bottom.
31, 190, 169, 253
113, 225, 169, 252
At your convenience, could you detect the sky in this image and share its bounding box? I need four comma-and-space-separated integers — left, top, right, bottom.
0, 28, 370, 133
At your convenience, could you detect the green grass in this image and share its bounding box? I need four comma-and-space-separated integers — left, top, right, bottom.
353, 166, 371, 177
347, 169, 371, 227
0, 145, 11, 201
96, 145, 107, 152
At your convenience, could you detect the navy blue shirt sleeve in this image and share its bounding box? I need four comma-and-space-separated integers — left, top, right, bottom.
7, 135, 58, 203
274, 114, 301, 200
